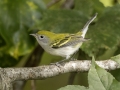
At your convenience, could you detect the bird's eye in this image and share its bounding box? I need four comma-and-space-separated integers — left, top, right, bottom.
39, 35, 44, 39
40, 35, 44, 38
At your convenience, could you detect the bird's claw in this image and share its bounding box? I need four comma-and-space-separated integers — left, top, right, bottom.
50, 62, 62, 67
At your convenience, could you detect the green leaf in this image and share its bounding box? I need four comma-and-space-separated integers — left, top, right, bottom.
30, 0, 46, 11
88, 57, 113, 90
58, 85, 88, 90
74, 0, 105, 16
82, 4, 120, 57
74, 0, 93, 16
0, 51, 20, 67
36, 10, 88, 33
0, 35, 6, 48
89, 56, 120, 90
110, 54, 120, 84
111, 54, 120, 66
110, 79, 120, 90
0, 0, 46, 58
92, 0, 105, 13
58, 56, 120, 90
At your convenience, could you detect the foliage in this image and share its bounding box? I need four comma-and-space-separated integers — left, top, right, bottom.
0, 0, 46, 67
58, 56, 120, 90
0, 0, 120, 90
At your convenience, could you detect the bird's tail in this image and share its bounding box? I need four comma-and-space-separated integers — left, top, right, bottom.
81, 13, 97, 38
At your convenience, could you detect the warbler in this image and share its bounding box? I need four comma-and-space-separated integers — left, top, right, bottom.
30, 13, 97, 62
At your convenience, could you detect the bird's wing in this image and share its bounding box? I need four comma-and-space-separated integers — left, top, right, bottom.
50, 34, 71, 48
50, 34, 87, 48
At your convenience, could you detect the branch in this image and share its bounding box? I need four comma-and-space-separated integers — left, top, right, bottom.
3, 60, 120, 80
67, 72, 77, 85
0, 60, 120, 90
24, 45, 44, 67
61, 0, 74, 9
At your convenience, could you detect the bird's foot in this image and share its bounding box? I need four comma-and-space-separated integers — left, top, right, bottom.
70, 58, 77, 61
50, 59, 67, 67
50, 62, 62, 67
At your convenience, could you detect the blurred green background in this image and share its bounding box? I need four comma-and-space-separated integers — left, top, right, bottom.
1, 0, 120, 90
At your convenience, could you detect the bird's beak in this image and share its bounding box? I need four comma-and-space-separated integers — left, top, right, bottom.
30, 34, 36, 37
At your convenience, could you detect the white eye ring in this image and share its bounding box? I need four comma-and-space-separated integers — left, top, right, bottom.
39, 35, 44, 39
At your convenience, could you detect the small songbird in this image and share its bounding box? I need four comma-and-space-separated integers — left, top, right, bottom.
30, 13, 97, 63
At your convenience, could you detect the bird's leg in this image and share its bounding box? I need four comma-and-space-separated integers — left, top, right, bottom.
56, 58, 68, 63
69, 50, 79, 61
50, 58, 68, 66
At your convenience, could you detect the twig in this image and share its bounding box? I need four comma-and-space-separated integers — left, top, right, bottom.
31, 80, 36, 90
68, 72, 77, 85
61, 0, 74, 9
24, 45, 44, 67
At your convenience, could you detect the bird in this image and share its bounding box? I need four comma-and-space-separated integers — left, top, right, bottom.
30, 13, 97, 63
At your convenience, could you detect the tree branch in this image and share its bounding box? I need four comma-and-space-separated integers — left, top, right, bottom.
61, 0, 74, 9
0, 60, 120, 90
3, 60, 120, 80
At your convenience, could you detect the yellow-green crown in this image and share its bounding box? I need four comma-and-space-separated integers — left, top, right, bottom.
37, 30, 55, 36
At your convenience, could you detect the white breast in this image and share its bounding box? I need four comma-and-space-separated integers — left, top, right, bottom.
50, 43, 83, 59
40, 42, 83, 59
55, 46, 78, 58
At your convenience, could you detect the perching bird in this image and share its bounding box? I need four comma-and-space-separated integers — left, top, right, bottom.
30, 13, 97, 63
